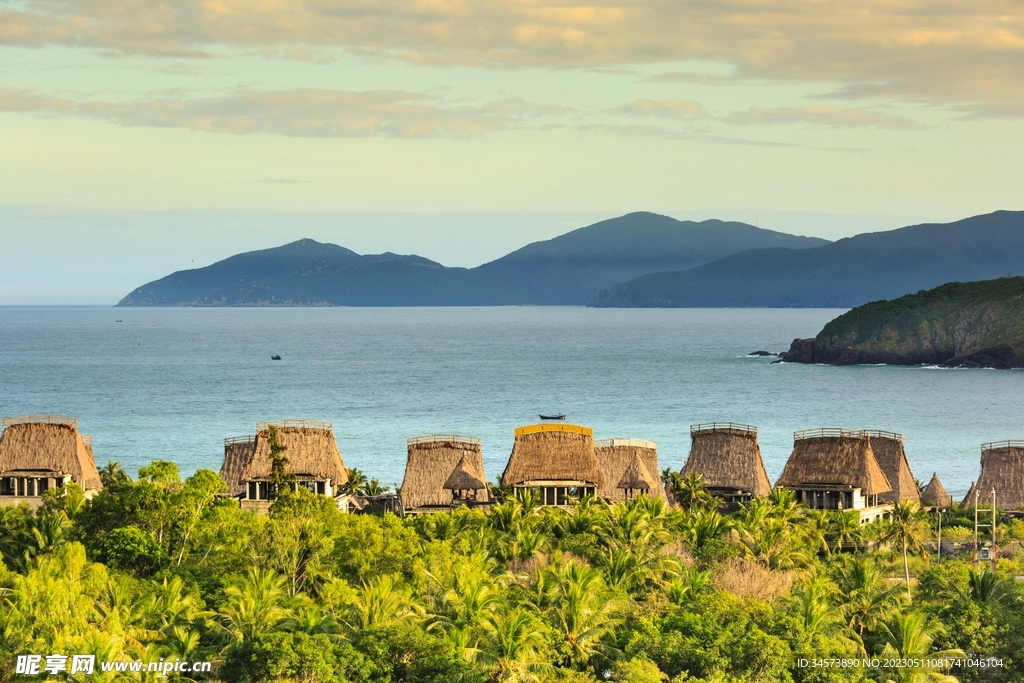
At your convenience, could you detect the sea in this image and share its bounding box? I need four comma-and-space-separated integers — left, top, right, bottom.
2, 306, 1021, 500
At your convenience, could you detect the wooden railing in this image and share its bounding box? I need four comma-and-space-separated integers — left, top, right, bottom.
257, 419, 332, 432
982, 440, 1024, 452
690, 422, 758, 437
80, 435, 92, 448
224, 435, 256, 446
862, 430, 904, 442
3, 415, 78, 429
595, 438, 657, 449
794, 428, 868, 441
408, 434, 481, 447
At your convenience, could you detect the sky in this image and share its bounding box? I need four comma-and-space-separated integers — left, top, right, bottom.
1, 0, 1023, 303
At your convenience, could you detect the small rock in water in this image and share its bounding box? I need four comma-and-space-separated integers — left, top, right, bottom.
747, 350, 778, 357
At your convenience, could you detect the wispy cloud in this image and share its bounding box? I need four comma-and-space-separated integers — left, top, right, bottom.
725, 105, 924, 130
0, 88, 563, 138
614, 98, 706, 119
1, 0, 1022, 113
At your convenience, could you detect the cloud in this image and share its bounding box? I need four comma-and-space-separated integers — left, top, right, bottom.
0, 88, 561, 137
615, 98, 706, 119
1, 0, 1023, 113
725, 105, 924, 130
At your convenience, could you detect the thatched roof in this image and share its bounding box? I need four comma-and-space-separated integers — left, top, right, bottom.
962, 480, 976, 507
617, 453, 658, 490
221, 435, 255, 496
865, 431, 920, 504
501, 424, 606, 488
775, 428, 892, 496
443, 454, 488, 492
921, 472, 952, 508
0, 416, 102, 491
964, 441, 1024, 510
240, 420, 349, 486
595, 438, 666, 502
681, 423, 771, 498
402, 435, 490, 510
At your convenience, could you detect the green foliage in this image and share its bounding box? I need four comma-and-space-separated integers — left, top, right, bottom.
8, 472, 1024, 683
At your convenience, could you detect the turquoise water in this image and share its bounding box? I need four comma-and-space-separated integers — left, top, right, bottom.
1, 306, 1021, 499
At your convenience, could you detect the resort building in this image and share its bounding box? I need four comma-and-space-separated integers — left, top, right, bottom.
400, 434, 492, 515
774, 428, 893, 524
235, 420, 355, 513
681, 423, 771, 504
961, 441, 1024, 510
595, 438, 667, 502
501, 423, 606, 506
220, 435, 255, 497
0, 415, 103, 510
865, 430, 920, 504
920, 472, 952, 509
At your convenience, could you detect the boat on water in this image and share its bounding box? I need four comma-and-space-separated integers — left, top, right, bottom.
539, 413, 565, 420
271, 355, 282, 361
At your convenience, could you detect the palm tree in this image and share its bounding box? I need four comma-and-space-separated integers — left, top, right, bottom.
834, 556, 906, 651
99, 461, 131, 487
877, 611, 964, 682
343, 467, 368, 495
787, 573, 847, 641
964, 567, 1009, 605
217, 567, 294, 644
679, 509, 731, 552
878, 501, 929, 596
344, 573, 421, 633
472, 609, 554, 683
360, 478, 390, 496
537, 559, 621, 667
669, 473, 715, 512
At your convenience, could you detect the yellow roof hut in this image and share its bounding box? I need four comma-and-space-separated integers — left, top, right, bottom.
865, 431, 920, 504
238, 420, 352, 513
595, 438, 667, 502
962, 441, 1024, 510
0, 416, 103, 509
681, 423, 771, 503
775, 428, 893, 523
501, 423, 606, 506
920, 472, 952, 508
401, 435, 491, 514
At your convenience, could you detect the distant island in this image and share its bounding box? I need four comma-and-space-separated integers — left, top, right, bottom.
118, 210, 1024, 308
779, 277, 1024, 368
118, 213, 825, 306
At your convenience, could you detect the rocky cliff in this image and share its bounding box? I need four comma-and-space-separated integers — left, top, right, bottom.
780, 277, 1024, 368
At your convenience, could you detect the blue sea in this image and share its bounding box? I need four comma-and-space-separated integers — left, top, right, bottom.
2, 306, 1021, 499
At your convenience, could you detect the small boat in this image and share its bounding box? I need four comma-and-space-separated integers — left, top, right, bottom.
539, 413, 565, 420
271, 355, 282, 361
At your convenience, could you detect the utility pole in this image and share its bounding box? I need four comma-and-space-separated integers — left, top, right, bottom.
973, 489, 980, 569
992, 488, 998, 571
936, 509, 942, 564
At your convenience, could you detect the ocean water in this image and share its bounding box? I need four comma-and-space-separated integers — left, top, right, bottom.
1, 306, 1021, 500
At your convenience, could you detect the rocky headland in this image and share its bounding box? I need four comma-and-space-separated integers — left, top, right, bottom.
779, 277, 1024, 369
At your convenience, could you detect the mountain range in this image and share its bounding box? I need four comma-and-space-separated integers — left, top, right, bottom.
118, 210, 1024, 308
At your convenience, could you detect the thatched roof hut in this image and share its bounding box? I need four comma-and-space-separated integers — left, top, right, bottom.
595, 438, 666, 502
241, 420, 349, 487
501, 424, 605, 489
963, 441, 1024, 510
681, 423, 771, 499
443, 454, 489, 492
921, 472, 952, 508
962, 481, 976, 507
0, 416, 102, 492
402, 435, 490, 513
775, 428, 892, 496
865, 431, 920, 504
221, 435, 255, 496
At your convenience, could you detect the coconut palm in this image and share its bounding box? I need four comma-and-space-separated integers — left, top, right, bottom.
878, 501, 929, 596
876, 611, 963, 682
344, 573, 421, 633
834, 556, 906, 651
787, 573, 847, 640
216, 567, 294, 644
670, 473, 716, 512
472, 609, 554, 683
679, 508, 731, 552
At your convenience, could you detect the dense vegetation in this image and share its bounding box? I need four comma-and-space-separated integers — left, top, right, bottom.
3, 464, 1024, 683
782, 277, 1024, 367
